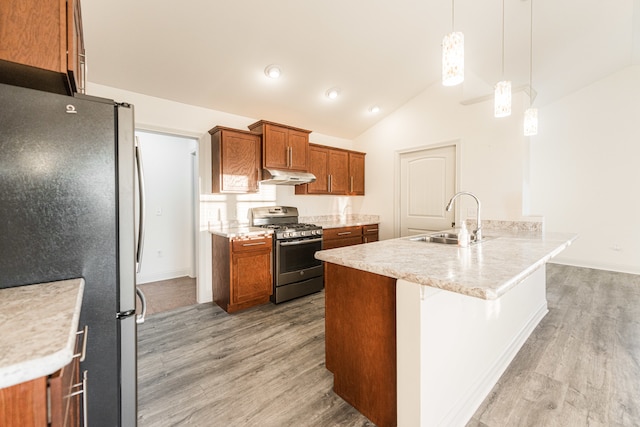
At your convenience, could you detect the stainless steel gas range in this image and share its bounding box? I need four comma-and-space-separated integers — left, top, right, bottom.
249, 206, 324, 303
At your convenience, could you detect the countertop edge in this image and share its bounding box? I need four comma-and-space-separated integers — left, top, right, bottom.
0, 278, 85, 389
316, 233, 577, 300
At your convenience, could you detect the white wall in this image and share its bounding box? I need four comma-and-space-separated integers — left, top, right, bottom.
353, 66, 640, 274
354, 76, 530, 241
530, 66, 640, 274
135, 131, 196, 283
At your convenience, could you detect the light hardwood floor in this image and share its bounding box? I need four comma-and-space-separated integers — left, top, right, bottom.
136, 264, 640, 426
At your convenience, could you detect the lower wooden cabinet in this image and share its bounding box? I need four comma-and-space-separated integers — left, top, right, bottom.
323, 224, 380, 249
362, 224, 379, 243
323, 226, 363, 250
0, 329, 85, 427
212, 234, 273, 313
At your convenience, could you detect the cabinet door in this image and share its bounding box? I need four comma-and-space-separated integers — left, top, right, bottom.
306, 145, 329, 194
288, 129, 309, 171
210, 127, 261, 193
231, 247, 272, 305
263, 124, 289, 170
328, 149, 349, 194
0, 377, 47, 426
220, 131, 261, 193
349, 152, 365, 195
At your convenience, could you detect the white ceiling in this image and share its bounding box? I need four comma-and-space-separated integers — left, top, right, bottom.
81, 0, 639, 139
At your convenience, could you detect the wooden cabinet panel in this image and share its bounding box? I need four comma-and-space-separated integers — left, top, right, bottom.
296, 144, 365, 195
0, 377, 47, 426
305, 145, 329, 193
212, 234, 273, 313
348, 152, 365, 195
248, 121, 310, 172
325, 263, 397, 427
231, 247, 272, 305
263, 125, 289, 170
329, 149, 349, 194
288, 129, 310, 171
362, 224, 379, 243
323, 226, 363, 249
209, 126, 261, 193
0, 0, 85, 95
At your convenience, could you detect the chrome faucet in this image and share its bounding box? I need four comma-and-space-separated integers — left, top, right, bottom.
445, 191, 482, 241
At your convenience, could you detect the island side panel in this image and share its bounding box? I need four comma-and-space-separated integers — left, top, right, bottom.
324, 263, 397, 427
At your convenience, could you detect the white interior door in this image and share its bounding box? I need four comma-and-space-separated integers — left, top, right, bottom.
400, 145, 456, 236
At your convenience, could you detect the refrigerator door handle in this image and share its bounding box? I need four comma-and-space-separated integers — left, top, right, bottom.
136, 287, 147, 324
135, 137, 146, 273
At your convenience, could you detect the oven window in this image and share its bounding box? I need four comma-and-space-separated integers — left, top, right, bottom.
277, 239, 322, 274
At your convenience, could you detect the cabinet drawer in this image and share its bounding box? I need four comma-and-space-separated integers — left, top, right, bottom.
323, 226, 362, 240
232, 235, 272, 252
323, 236, 363, 250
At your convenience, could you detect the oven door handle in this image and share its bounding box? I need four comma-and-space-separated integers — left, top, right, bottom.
279, 237, 323, 246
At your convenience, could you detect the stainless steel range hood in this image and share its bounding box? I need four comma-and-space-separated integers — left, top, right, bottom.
260, 168, 316, 185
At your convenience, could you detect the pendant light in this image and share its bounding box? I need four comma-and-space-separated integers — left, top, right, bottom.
524, 0, 538, 135
442, 0, 464, 86
494, 0, 511, 117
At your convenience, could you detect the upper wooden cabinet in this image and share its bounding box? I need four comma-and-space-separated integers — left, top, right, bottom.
348, 152, 365, 195
209, 126, 261, 193
248, 120, 311, 172
296, 144, 366, 196
0, 0, 86, 95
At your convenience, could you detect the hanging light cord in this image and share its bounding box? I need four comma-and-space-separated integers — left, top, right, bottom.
501, 0, 505, 79
452, 0, 455, 30
529, 0, 533, 106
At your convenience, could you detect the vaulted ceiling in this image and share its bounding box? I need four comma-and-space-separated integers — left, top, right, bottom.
82, 0, 639, 139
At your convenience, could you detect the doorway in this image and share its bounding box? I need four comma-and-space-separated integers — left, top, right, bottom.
397, 144, 457, 236
135, 130, 198, 315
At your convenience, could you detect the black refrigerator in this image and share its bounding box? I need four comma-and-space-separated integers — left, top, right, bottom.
0, 82, 143, 426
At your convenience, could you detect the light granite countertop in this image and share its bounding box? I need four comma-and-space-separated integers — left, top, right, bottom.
209, 226, 273, 239
300, 214, 380, 229
0, 278, 84, 389
315, 229, 577, 300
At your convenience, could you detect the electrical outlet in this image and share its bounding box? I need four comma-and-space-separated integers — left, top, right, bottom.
467, 208, 477, 217
610, 244, 622, 252
155, 208, 162, 216
157, 250, 163, 258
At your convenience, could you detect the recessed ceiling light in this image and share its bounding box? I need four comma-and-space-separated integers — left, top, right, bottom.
325, 88, 340, 100
369, 105, 380, 114
264, 65, 281, 79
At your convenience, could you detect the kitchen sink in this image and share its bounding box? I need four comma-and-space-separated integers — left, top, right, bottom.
407, 232, 485, 245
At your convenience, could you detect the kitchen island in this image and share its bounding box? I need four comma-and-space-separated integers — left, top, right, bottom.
315, 228, 577, 427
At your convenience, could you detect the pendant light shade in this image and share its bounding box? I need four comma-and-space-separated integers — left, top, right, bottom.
494, 80, 511, 118
524, 108, 538, 135
442, 32, 464, 86
442, 0, 463, 86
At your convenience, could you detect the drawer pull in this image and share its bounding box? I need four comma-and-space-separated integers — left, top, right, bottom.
68, 370, 88, 427
242, 241, 266, 247
366, 228, 379, 232
337, 231, 352, 236
74, 325, 89, 362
